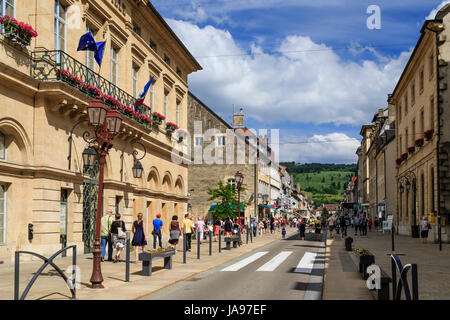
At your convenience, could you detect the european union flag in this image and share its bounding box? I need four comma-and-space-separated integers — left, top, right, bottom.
134, 77, 154, 108
94, 41, 106, 68
77, 32, 97, 52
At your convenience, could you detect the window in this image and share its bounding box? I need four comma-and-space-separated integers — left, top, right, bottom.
217, 136, 226, 146
0, 0, 14, 18
412, 120, 416, 144
0, 131, 5, 160
195, 137, 203, 147
419, 67, 424, 93
164, 54, 170, 66
111, 45, 118, 85
431, 167, 435, 212
149, 40, 157, 52
54, 1, 66, 63
176, 67, 182, 77
398, 103, 402, 122
429, 52, 434, 80
404, 95, 408, 116
405, 128, 408, 151
411, 82, 415, 106
227, 179, 235, 187
420, 110, 424, 138
132, 22, 141, 36
0, 184, 5, 244
164, 92, 168, 125
430, 96, 435, 129
132, 66, 139, 98
115, 196, 121, 214
176, 101, 180, 127
85, 25, 97, 72
150, 82, 154, 110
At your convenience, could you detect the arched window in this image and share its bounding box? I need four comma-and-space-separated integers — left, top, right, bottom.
0, 131, 6, 160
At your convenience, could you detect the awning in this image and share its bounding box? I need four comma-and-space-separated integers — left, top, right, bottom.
259, 204, 278, 211
209, 204, 245, 212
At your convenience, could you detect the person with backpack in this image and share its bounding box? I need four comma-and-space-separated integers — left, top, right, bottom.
314, 218, 322, 241
281, 226, 287, 239
361, 215, 368, 236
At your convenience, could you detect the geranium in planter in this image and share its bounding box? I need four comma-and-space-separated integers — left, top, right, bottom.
396, 158, 403, 166
424, 129, 435, 141
408, 146, 415, 154
103, 95, 122, 109
415, 138, 424, 148
56, 69, 83, 88
165, 122, 178, 134
122, 105, 134, 116
81, 83, 102, 99
152, 112, 165, 126
138, 114, 153, 127
401, 152, 408, 160
1, 15, 37, 47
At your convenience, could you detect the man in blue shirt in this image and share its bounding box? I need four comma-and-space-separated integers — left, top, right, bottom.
354, 214, 361, 236
153, 213, 163, 249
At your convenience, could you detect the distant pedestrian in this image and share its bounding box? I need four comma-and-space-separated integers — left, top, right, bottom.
335, 218, 340, 234
270, 218, 274, 234
421, 216, 431, 244
182, 214, 193, 251
263, 219, 268, 233
224, 217, 233, 236
214, 218, 221, 241
361, 216, 368, 236
354, 214, 361, 236
132, 213, 147, 263
374, 218, 379, 231
252, 218, 258, 237
100, 209, 114, 262
152, 213, 163, 249
258, 220, 264, 236
327, 215, 336, 238
281, 226, 286, 239
168, 215, 181, 250
111, 213, 126, 262
299, 219, 306, 240
368, 219, 372, 232
314, 218, 322, 241
196, 217, 205, 244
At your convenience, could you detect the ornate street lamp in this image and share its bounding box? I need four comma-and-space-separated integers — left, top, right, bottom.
82, 146, 96, 168
235, 171, 244, 223
132, 160, 144, 179
86, 99, 122, 289
399, 184, 404, 193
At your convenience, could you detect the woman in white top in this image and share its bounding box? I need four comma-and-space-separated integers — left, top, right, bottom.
421, 216, 430, 244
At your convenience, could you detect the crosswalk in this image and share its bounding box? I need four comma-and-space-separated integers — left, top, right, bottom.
221, 250, 319, 273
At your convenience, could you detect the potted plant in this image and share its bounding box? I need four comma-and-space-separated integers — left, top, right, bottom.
1, 15, 38, 46
396, 158, 403, 166
408, 146, 415, 154
103, 95, 122, 109
415, 138, 424, 148
152, 112, 165, 126
344, 236, 353, 251
165, 122, 178, 134
424, 129, 435, 141
401, 152, 408, 160
122, 105, 134, 117
81, 83, 102, 99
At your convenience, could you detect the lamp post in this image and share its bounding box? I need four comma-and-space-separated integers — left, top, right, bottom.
85, 99, 122, 288
235, 171, 244, 223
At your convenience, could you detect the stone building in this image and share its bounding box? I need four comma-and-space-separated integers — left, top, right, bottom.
187, 92, 273, 222
389, 5, 450, 241
0, 0, 201, 261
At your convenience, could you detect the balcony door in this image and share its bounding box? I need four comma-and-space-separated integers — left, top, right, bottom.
54, 0, 66, 65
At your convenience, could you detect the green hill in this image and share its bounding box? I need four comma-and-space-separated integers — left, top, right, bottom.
281, 163, 356, 207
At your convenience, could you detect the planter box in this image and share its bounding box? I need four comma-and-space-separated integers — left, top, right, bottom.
138, 249, 176, 276
355, 250, 375, 280
3, 24, 31, 46
345, 238, 353, 251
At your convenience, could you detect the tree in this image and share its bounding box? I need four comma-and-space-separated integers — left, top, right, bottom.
321, 177, 325, 183
207, 181, 246, 220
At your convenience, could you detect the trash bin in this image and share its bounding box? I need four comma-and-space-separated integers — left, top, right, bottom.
411, 225, 420, 238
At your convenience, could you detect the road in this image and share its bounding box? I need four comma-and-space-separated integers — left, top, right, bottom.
140, 229, 327, 300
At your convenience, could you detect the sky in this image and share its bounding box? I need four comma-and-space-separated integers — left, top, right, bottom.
150, 0, 450, 164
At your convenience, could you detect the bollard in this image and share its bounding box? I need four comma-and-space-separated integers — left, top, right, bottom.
209, 229, 212, 256
246, 226, 249, 244
391, 257, 397, 299
197, 231, 201, 259
72, 246, 77, 295
391, 226, 395, 252
183, 230, 186, 264
219, 229, 222, 253
14, 251, 19, 300
412, 264, 418, 300
250, 226, 253, 243
125, 232, 130, 282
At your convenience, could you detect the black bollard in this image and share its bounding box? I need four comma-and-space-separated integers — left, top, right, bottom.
125, 232, 130, 282
197, 231, 201, 259
219, 229, 222, 253
250, 226, 253, 243
209, 229, 212, 256
183, 230, 186, 264
246, 226, 249, 244
412, 264, 419, 300
391, 226, 395, 252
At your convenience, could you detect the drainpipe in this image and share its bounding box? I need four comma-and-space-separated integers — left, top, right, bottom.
425, 23, 443, 251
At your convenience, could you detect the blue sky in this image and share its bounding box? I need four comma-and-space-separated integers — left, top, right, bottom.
150, 0, 448, 163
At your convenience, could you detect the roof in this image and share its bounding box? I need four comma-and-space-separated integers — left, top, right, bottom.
188, 91, 232, 129
146, 1, 202, 71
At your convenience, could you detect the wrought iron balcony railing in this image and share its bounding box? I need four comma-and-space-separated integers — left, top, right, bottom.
30, 50, 153, 129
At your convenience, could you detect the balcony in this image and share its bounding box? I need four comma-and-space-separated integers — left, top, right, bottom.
30, 50, 153, 129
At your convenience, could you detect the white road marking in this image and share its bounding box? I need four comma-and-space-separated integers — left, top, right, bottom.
294, 252, 317, 274
221, 251, 269, 271
256, 251, 293, 272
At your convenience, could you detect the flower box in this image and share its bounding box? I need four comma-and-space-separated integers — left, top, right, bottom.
415, 138, 424, 148
401, 153, 408, 160
166, 122, 178, 134
80, 83, 102, 99
152, 112, 165, 126
408, 146, 415, 154
354, 248, 375, 280
424, 129, 434, 141
103, 95, 122, 109
1, 15, 38, 47
344, 236, 353, 251
396, 158, 403, 166
56, 69, 83, 88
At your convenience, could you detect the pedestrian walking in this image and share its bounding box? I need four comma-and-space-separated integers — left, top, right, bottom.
354, 214, 361, 236
100, 209, 114, 262
361, 216, 368, 236
132, 213, 147, 263
299, 218, 306, 240
182, 214, 193, 251
270, 217, 274, 234
214, 218, 221, 241
196, 216, 205, 244
374, 217, 379, 231
281, 226, 286, 239
168, 215, 181, 250
327, 215, 336, 238
335, 218, 340, 234
111, 213, 126, 262
152, 213, 163, 249
421, 216, 431, 244
224, 216, 233, 236
314, 218, 322, 241
258, 220, 264, 236
263, 219, 268, 234
368, 218, 372, 232
252, 218, 258, 237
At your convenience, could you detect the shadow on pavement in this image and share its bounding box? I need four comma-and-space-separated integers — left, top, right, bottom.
292, 281, 322, 292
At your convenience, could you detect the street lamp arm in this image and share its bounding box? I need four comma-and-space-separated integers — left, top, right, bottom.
67, 119, 89, 170
131, 140, 146, 161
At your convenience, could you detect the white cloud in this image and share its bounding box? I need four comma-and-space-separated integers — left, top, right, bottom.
278, 133, 360, 164
426, 1, 450, 20
169, 19, 411, 126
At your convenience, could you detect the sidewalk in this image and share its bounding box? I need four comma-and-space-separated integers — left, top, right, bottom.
323, 228, 450, 300
0, 227, 296, 300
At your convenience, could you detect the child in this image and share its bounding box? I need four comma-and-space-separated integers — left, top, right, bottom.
281, 226, 286, 239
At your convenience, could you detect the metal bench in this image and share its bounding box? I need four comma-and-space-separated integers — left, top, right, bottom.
138, 250, 175, 276
224, 237, 240, 250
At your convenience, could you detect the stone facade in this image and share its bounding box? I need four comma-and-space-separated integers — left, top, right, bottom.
0, 0, 201, 261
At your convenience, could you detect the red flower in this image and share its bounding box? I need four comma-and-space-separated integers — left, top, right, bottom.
396, 158, 403, 166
